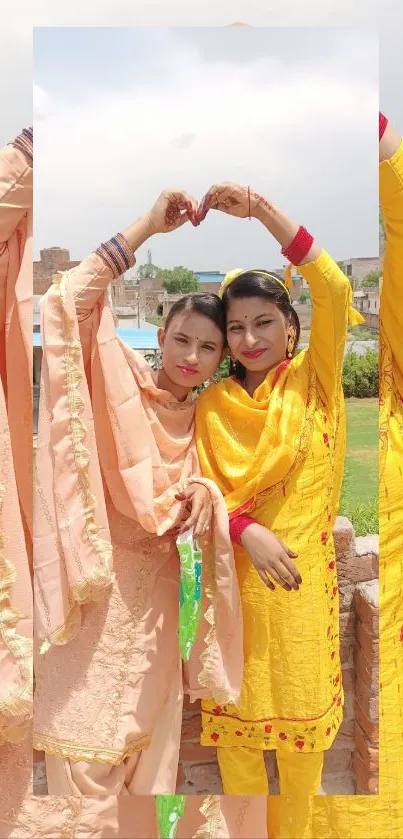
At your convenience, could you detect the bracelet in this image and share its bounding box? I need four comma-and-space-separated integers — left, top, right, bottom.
229, 515, 256, 546
281, 225, 314, 266
11, 127, 33, 164
379, 112, 388, 141
96, 232, 136, 278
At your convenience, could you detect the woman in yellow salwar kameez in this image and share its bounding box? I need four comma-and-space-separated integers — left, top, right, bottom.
304, 113, 403, 839
194, 180, 363, 831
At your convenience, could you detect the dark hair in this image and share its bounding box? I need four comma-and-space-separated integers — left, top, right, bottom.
164, 292, 226, 343
222, 270, 300, 380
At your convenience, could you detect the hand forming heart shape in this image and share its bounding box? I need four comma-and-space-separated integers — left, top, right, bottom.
146, 183, 268, 236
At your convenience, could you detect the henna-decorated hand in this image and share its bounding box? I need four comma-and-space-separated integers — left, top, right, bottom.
146, 189, 200, 234
196, 182, 269, 222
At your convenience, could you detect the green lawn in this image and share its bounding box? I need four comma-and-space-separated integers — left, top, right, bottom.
340, 398, 378, 535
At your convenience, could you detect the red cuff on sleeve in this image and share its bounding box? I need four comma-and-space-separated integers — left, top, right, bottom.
379, 112, 388, 142
229, 515, 256, 545
281, 226, 314, 266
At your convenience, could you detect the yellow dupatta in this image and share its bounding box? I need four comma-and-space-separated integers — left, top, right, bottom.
196, 349, 316, 516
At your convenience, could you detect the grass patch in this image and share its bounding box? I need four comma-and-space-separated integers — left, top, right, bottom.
340, 398, 378, 535
146, 316, 163, 327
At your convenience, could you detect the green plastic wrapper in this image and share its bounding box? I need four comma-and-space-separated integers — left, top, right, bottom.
155, 795, 186, 839
176, 529, 202, 662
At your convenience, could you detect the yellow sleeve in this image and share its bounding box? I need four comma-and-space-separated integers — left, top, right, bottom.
298, 250, 350, 408
379, 139, 403, 377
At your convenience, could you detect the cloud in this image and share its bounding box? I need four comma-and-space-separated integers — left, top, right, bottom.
0, 22, 31, 142
170, 133, 197, 149
33, 83, 51, 121
29, 0, 378, 25
33, 29, 378, 273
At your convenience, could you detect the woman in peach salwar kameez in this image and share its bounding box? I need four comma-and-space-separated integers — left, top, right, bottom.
0, 129, 33, 818
33, 188, 243, 796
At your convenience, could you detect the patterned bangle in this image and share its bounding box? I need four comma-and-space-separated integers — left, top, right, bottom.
229, 515, 256, 546
96, 232, 136, 278
379, 112, 388, 142
11, 127, 33, 164
281, 225, 314, 266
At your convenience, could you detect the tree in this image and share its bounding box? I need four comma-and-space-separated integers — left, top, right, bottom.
160, 266, 199, 294
137, 263, 160, 279
362, 269, 381, 289
298, 289, 310, 304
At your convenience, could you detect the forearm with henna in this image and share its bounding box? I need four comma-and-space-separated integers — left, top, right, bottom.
121, 214, 154, 252
252, 192, 320, 263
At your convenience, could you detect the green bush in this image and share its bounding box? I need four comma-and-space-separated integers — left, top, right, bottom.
342, 350, 378, 398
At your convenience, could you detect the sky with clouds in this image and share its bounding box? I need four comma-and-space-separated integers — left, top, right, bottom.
1, 0, 402, 272
32, 27, 378, 271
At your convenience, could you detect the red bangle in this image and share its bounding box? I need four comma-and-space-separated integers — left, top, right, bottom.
281, 225, 314, 266
379, 112, 388, 141
229, 515, 256, 546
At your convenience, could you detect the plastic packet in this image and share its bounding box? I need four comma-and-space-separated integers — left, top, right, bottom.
176, 529, 202, 661
155, 795, 186, 839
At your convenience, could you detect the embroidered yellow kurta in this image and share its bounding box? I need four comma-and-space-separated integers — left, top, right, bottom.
306, 136, 403, 839
196, 251, 350, 753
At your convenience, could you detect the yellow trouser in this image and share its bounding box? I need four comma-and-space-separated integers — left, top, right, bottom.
217, 746, 324, 839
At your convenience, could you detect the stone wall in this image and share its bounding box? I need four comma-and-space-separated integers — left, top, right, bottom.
177, 517, 379, 796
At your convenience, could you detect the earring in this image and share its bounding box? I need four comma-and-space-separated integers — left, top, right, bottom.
287, 327, 296, 358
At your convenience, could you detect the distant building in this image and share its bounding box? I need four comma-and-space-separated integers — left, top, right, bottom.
194, 271, 225, 294
34, 246, 381, 326
338, 257, 381, 286
34, 247, 80, 295
353, 288, 380, 332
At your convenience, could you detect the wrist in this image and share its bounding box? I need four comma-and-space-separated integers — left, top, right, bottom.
140, 211, 155, 237
252, 194, 276, 225
252, 196, 300, 251
122, 214, 153, 252
229, 514, 256, 546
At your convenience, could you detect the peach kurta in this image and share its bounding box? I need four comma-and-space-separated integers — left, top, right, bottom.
0, 131, 33, 807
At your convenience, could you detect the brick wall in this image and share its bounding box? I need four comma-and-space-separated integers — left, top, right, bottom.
34, 248, 80, 295
177, 517, 379, 796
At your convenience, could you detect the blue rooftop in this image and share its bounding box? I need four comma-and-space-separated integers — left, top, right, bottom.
33, 327, 159, 351
195, 272, 225, 284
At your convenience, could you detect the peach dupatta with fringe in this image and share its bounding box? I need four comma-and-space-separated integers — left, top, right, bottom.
0, 142, 33, 749
33, 251, 242, 769
4, 794, 268, 839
